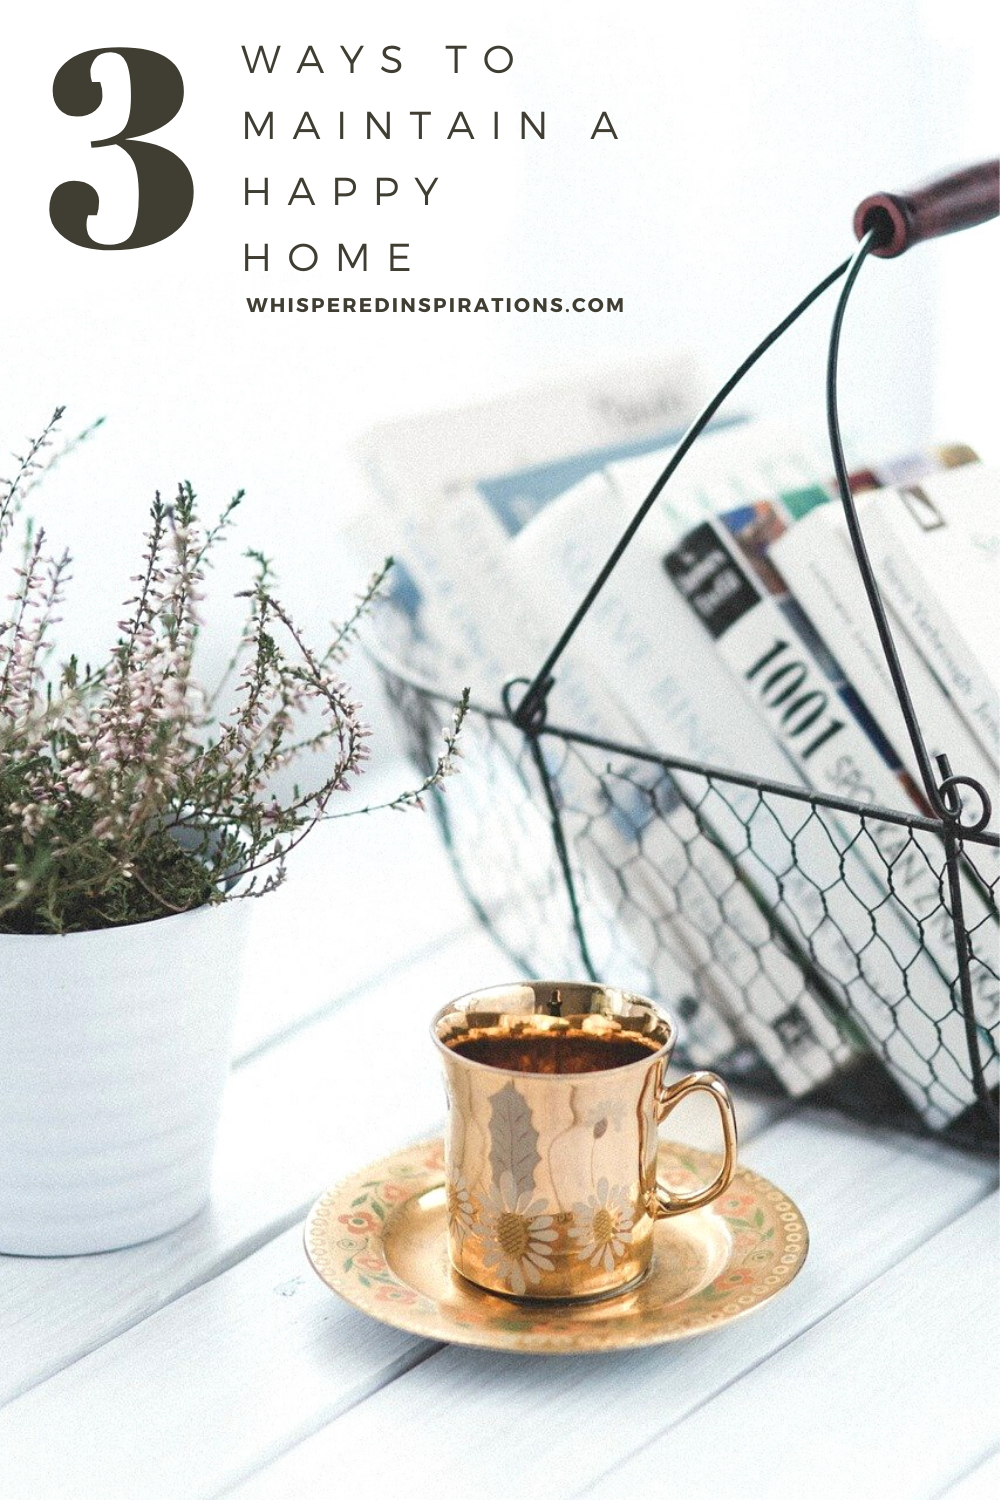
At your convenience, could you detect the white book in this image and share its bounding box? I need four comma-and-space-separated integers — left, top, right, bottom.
858, 465, 1000, 761
668, 504, 998, 1089
358, 352, 705, 523
509, 459, 859, 1097
653, 458, 997, 1121
517, 417, 990, 1123
770, 501, 999, 871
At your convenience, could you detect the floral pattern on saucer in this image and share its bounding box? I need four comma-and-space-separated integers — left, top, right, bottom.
304, 1139, 809, 1354
307, 1157, 438, 1312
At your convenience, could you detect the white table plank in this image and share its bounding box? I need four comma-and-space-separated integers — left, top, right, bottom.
196, 1119, 995, 1500
0, 912, 781, 1414
582, 1195, 999, 1500
0, 926, 505, 1406
938, 1451, 1000, 1500
0, 1224, 432, 1500
0, 1088, 785, 1500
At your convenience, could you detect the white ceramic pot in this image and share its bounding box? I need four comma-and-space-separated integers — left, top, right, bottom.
0, 899, 249, 1256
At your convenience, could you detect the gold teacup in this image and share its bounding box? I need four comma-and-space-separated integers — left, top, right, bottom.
432, 980, 738, 1301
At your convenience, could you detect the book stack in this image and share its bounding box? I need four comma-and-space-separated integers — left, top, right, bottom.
354, 360, 999, 1130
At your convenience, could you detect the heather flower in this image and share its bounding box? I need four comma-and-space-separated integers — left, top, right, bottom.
0, 409, 467, 934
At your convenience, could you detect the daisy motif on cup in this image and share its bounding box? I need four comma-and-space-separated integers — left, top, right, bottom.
478, 1171, 557, 1295
568, 1179, 635, 1272
445, 1167, 476, 1245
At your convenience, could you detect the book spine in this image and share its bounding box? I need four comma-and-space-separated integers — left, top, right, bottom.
594, 764, 820, 1089
664, 516, 997, 1122
769, 516, 999, 882
662, 517, 922, 806
581, 772, 766, 1077
620, 782, 852, 1093
864, 508, 1000, 763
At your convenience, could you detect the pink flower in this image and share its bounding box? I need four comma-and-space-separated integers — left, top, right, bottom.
374, 1285, 416, 1305
719, 1188, 756, 1218
337, 1211, 379, 1236
717, 1268, 755, 1289
354, 1252, 386, 1274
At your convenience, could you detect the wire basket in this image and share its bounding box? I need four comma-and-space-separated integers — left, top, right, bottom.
372, 163, 1000, 1151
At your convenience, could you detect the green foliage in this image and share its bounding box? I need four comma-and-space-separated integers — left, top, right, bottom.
0, 410, 466, 934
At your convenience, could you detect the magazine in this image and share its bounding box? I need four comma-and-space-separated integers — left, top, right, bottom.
856, 465, 1000, 761
769, 485, 999, 843
657, 458, 997, 1119
506, 431, 862, 1097
510, 424, 993, 1121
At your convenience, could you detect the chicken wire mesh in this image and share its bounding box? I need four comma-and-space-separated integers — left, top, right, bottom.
381, 651, 998, 1152
359, 194, 1000, 1152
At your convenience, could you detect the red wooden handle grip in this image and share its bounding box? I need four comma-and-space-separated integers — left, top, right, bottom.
854, 160, 999, 258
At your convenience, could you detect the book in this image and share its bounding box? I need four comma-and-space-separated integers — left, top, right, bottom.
855, 464, 1000, 763
717, 463, 999, 888
357, 352, 707, 522
507, 416, 987, 1122
661, 461, 997, 1121
361, 394, 994, 1121
769, 492, 999, 856
508, 433, 861, 1096
718, 450, 999, 906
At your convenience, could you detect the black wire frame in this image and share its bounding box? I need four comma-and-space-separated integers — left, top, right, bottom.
374, 224, 999, 1149
382, 659, 998, 1150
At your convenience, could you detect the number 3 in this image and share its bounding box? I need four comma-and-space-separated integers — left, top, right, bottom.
49, 48, 193, 249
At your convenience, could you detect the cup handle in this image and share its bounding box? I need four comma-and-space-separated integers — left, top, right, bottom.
650, 1071, 738, 1218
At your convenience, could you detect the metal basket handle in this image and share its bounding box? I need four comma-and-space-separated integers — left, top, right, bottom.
508, 160, 999, 839
855, 161, 1000, 258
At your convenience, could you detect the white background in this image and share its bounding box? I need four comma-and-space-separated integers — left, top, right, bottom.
0, 0, 996, 734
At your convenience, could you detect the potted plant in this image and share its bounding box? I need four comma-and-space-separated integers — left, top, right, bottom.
0, 410, 466, 1256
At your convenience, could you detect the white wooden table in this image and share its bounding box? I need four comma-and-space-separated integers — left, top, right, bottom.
2, 781, 997, 1500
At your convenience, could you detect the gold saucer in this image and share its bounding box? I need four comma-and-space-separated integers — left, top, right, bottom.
304, 1139, 809, 1354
